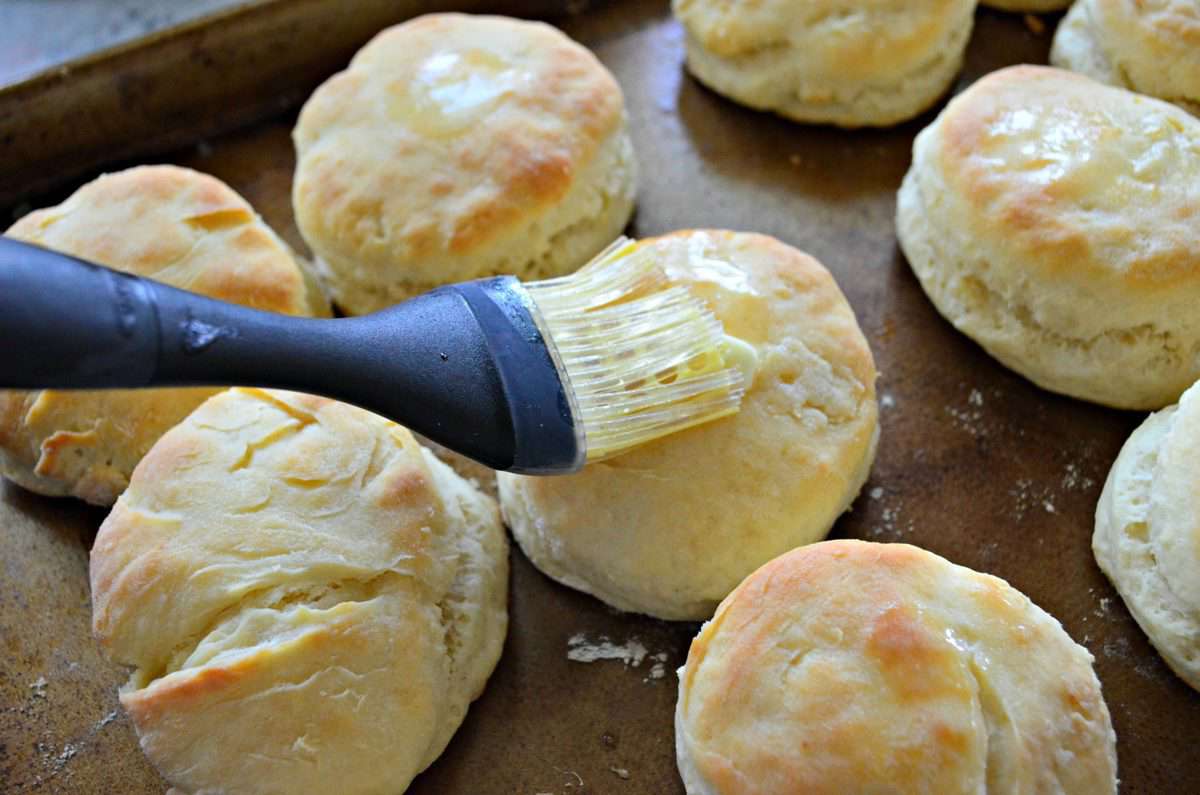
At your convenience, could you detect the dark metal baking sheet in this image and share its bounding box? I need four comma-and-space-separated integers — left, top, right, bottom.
2, 3, 1197, 793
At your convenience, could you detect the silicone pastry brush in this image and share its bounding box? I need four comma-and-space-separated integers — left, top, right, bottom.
0, 236, 754, 474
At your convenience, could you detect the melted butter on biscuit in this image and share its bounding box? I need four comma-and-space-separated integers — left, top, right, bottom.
663, 231, 759, 296
979, 101, 1199, 207
391, 49, 521, 138
717, 335, 760, 389
653, 232, 762, 386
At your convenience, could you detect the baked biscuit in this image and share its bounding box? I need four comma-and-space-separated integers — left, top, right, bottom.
671, 0, 976, 127
1052, 0, 1200, 115
897, 65, 1200, 410
293, 13, 637, 314
0, 166, 327, 506
676, 540, 1119, 795
499, 230, 878, 621
1095, 378, 1200, 690
91, 388, 508, 795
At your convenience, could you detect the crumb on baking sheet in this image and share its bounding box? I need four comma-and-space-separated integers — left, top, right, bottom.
644, 652, 669, 682
869, 501, 913, 540
1061, 462, 1096, 493
58, 744, 78, 765
558, 768, 584, 789
567, 633, 648, 667
568, 634, 678, 686
1099, 634, 1166, 682
946, 387, 987, 438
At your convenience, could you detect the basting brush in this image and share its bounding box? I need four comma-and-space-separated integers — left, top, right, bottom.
0, 236, 754, 474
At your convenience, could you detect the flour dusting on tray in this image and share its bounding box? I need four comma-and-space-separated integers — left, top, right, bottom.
566, 633, 648, 667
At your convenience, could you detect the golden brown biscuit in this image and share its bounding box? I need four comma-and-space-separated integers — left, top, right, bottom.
676, 540, 1119, 795
499, 230, 878, 620
897, 65, 1200, 410
1052, 0, 1200, 115
0, 166, 327, 506
672, 0, 975, 127
293, 13, 637, 314
91, 388, 508, 795
1095, 378, 1200, 690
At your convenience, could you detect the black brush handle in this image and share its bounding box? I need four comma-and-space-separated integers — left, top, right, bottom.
0, 237, 578, 472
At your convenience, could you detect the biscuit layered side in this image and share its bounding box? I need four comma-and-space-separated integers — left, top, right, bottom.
1095, 379, 1200, 690
897, 65, 1200, 410
672, 0, 975, 127
1052, 0, 1200, 116
89, 388, 509, 795
292, 13, 638, 315
0, 166, 329, 506
676, 540, 1119, 795
499, 230, 879, 620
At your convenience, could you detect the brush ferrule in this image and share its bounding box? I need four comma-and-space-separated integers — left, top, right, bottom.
453, 277, 586, 474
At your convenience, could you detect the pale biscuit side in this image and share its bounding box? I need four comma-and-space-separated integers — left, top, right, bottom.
1095, 381, 1200, 690
673, 0, 975, 126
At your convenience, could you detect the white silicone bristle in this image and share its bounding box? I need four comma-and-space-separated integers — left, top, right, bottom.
524, 238, 748, 462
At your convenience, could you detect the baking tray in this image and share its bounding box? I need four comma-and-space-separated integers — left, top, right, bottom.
2, 2, 1198, 793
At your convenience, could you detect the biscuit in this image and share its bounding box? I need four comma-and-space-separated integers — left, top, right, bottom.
0, 166, 328, 506
90, 388, 508, 795
671, 0, 975, 127
897, 65, 1200, 410
498, 230, 878, 620
676, 540, 1119, 795
1051, 0, 1200, 115
293, 13, 637, 315
1095, 378, 1200, 690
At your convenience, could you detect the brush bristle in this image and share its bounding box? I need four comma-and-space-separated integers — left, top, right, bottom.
524, 238, 749, 462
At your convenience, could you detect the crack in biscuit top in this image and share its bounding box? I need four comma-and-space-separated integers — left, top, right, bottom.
90, 388, 456, 685
679, 541, 1116, 794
